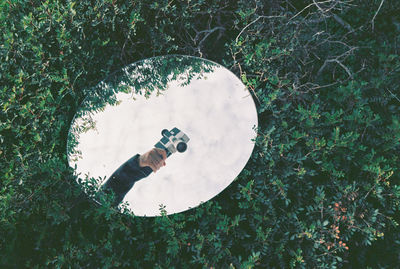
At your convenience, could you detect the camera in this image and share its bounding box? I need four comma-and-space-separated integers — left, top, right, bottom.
155, 127, 190, 157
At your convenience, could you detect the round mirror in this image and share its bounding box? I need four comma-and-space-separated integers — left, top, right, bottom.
67, 55, 258, 217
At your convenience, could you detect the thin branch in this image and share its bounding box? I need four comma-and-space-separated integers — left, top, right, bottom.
313, 0, 329, 15
386, 88, 400, 104
317, 47, 357, 77
333, 59, 353, 78
330, 12, 354, 32
310, 81, 339, 90
236, 15, 283, 43
197, 26, 225, 48
287, 0, 333, 23
194, 26, 225, 57
372, 0, 385, 31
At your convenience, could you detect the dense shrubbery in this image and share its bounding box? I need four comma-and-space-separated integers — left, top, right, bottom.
1, 0, 400, 268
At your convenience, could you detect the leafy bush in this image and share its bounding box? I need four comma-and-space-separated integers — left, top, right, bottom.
1, 0, 399, 268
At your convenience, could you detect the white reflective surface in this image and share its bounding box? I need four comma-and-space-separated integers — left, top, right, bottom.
68, 55, 258, 217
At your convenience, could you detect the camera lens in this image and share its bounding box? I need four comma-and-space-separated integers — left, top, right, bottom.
176, 142, 187, 153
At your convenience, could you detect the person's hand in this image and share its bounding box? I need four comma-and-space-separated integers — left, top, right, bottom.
138, 148, 167, 173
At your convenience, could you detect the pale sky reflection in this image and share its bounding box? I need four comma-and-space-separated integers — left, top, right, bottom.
69, 58, 258, 217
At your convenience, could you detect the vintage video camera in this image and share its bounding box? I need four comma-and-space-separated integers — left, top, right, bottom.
155, 127, 190, 157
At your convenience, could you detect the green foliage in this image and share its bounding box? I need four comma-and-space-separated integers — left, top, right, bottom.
1, 0, 400, 268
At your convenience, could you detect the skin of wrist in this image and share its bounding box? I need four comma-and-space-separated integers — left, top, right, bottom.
138, 154, 144, 167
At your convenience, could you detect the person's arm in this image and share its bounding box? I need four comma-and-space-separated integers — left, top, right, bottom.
101, 148, 166, 206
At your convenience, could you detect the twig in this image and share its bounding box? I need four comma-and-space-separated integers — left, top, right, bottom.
386, 88, 400, 104
330, 12, 354, 32
287, 0, 332, 23
313, 0, 329, 15
333, 59, 353, 78
317, 47, 357, 77
371, 0, 385, 31
360, 124, 368, 142
310, 81, 339, 90
195, 26, 225, 57
197, 26, 225, 48
363, 172, 389, 201
236, 15, 283, 43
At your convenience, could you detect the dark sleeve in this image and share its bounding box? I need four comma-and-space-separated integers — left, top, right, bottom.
101, 154, 153, 206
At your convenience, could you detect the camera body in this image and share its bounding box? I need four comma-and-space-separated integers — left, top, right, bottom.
155, 127, 190, 157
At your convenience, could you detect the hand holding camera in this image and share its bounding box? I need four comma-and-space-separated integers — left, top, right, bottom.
139, 127, 190, 173
138, 148, 167, 173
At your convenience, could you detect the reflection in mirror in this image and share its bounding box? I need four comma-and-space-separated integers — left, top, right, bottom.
67, 55, 258, 217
